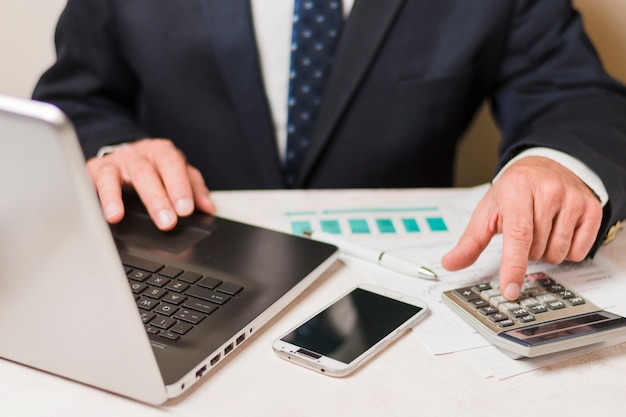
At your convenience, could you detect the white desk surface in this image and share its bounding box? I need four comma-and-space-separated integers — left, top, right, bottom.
4, 188, 626, 417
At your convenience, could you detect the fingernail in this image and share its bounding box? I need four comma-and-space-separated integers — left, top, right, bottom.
503, 283, 520, 300
157, 210, 176, 228
104, 202, 122, 221
175, 198, 194, 215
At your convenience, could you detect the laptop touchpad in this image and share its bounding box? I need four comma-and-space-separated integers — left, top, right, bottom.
110, 211, 211, 255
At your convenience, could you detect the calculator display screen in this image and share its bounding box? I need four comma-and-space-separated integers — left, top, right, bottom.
500, 312, 626, 347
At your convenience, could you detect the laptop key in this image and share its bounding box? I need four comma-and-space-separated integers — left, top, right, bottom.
137, 296, 159, 310
170, 321, 193, 335
150, 316, 176, 330
216, 282, 243, 296
146, 275, 171, 287
178, 271, 203, 284
153, 303, 179, 317
158, 265, 184, 278
183, 297, 219, 314
162, 293, 186, 305
197, 276, 222, 289
120, 253, 164, 273
165, 281, 190, 293
175, 309, 207, 324
186, 286, 231, 305
130, 281, 148, 294
143, 286, 168, 299
139, 311, 156, 324
145, 326, 160, 335
159, 331, 181, 341
128, 270, 152, 282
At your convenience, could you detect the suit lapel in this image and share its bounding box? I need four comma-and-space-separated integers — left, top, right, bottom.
297, 0, 406, 186
196, 0, 284, 187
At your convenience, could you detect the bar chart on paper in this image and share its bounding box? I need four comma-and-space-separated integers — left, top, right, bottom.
284, 205, 455, 239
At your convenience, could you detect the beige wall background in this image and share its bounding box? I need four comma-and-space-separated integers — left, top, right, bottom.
1, 0, 624, 186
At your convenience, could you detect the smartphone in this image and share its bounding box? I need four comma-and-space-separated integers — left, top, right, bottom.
272, 284, 428, 377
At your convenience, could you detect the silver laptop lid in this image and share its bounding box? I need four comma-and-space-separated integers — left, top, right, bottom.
0, 95, 168, 404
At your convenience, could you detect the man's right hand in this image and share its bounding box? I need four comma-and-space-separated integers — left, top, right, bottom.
86, 138, 216, 230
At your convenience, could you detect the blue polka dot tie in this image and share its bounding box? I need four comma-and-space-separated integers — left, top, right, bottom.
284, 0, 343, 186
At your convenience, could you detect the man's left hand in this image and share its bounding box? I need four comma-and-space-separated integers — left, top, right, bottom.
442, 156, 603, 300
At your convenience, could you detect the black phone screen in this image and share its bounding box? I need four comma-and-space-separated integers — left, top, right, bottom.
280, 288, 423, 363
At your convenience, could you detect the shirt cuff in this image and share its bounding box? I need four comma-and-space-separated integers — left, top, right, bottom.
493, 147, 609, 207
96, 143, 129, 158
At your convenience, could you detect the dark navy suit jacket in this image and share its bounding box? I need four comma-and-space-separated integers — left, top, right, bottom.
33, 0, 626, 251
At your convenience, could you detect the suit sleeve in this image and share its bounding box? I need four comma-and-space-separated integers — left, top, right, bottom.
32, 0, 150, 159
491, 0, 626, 253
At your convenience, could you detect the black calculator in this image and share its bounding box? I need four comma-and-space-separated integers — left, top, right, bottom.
441, 272, 626, 358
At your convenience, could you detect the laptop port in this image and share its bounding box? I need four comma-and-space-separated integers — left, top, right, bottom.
224, 343, 234, 355
236, 333, 245, 345
210, 353, 221, 366
195, 365, 208, 378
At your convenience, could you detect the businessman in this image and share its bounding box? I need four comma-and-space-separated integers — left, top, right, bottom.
33, 0, 626, 300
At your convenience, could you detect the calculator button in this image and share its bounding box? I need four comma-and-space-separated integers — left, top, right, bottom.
535, 277, 556, 287
546, 300, 566, 310
509, 308, 530, 318
519, 314, 536, 323
470, 299, 489, 309
488, 313, 508, 323
556, 290, 575, 300
473, 283, 492, 292
453, 288, 481, 302
479, 306, 498, 316
565, 296, 586, 306
523, 286, 547, 297
528, 304, 549, 314
546, 284, 565, 293
536, 294, 556, 304
520, 298, 539, 308
498, 319, 515, 328
481, 289, 501, 301
489, 295, 509, 308
499, 302, 520, 314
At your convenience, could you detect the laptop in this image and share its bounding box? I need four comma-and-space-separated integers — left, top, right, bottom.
0, 94, 338, 404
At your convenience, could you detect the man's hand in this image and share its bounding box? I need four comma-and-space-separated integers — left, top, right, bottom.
86, 138, 216, 230
442, 156, 603, 300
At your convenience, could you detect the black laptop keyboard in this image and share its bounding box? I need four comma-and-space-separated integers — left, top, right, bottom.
121, 253, 243, 342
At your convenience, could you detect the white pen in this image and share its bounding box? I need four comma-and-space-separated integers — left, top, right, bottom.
304, 231, 437, 280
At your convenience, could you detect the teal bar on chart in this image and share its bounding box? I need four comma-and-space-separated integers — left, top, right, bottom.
320, 219, 342, 234
426, 217, 448, 232
349, 219, 371, 234
376, 218, 396, 234
291, 220, 312, 236
402, 218, 421, 233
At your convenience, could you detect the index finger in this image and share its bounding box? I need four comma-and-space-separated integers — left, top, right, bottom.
151, 143, 196, 217
499, 198, 534, 300
87, 158, 126, 224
